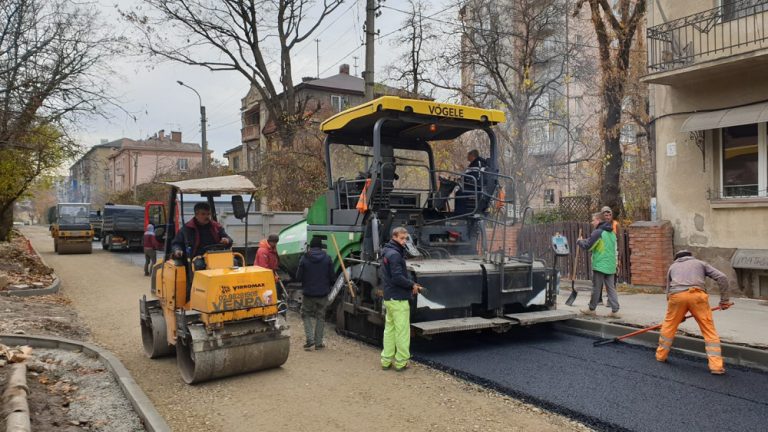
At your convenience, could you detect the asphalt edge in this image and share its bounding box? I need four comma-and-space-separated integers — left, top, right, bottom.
554, 318, 768, 372
1, 232, 60, 297
413, 354, 632, 432
0, 334, 170, 432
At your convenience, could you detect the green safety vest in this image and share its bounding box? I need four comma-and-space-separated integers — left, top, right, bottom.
590, 229, 617, 275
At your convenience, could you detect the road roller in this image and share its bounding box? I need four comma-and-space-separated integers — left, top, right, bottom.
49, 203, 94, 254
139, 175, 290, 384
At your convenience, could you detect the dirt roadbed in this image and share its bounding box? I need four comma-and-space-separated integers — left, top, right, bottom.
20, 226, 591, 432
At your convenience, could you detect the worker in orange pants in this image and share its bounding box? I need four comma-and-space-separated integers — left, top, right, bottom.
656, 250, 732, 374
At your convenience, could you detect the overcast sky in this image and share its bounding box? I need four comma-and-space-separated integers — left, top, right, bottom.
77, 0, 450, 162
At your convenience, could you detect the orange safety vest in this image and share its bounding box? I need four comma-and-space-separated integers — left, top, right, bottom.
356, 179, 372, 213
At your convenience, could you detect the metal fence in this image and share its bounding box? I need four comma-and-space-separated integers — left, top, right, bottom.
518, 221, 631, 284
648, 0, 768, 72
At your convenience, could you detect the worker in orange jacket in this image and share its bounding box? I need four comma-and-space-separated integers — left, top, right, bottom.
656, 250, 733, 375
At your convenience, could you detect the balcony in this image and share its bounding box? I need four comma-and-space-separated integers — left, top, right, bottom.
241, 124, 260, 142
645, 0, 768, 85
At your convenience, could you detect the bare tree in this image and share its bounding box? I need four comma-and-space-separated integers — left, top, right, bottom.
574, 0, 646, 216
427, 0, 573, 211
0, 0, 118, 241
122, 0, 344, 148
387, 0, 437, 98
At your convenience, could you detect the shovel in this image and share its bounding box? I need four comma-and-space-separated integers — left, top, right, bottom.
593, 305, 725, 347
565, 229, 582, 306
330, 235, 356, 299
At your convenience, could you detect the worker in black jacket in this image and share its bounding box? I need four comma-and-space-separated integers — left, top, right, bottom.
297, 236, 335, 351
380, 227, 422, 371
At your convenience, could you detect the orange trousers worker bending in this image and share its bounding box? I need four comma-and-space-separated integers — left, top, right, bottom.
656, 250, 732, 375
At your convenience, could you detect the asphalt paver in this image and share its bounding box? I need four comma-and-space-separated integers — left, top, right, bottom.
413, 326, 768, 432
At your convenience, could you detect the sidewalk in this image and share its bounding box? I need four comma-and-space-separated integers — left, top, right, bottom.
558, 283, 768, 349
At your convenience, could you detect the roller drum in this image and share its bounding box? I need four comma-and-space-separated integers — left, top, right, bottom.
177, 319, 290, 384
57, 240, 92, 254
141, 312, 174, 359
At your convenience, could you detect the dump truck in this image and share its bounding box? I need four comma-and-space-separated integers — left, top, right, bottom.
49, 203, 94, 254
139, 175, 290, 384
100, 204, 145, 251
278, 96, 575, 343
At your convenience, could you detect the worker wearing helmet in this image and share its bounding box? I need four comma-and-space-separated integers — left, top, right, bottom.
657, 250, 732, 375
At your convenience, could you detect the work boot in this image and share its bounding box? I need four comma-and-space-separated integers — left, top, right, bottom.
580, 309, 596, 316
608, 311, 622, 319
711, 369, 726, 375
315, 344, 325, 351
303, 342, 314, 351
395, 364, 409, 372
381, 363, 392, 370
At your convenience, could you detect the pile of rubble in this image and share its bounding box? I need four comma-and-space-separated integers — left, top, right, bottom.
1, 345, 144, 431
0, 231, 54, 292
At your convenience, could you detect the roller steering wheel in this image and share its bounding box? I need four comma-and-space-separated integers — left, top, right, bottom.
200, 242, 230, 253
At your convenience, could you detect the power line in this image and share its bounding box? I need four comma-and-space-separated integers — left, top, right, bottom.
319, 3, 456, 77
294, 0, 359, 57
380, 4, 648, 54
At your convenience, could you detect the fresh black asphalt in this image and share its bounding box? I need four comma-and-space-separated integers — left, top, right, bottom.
413, 326, 768, 432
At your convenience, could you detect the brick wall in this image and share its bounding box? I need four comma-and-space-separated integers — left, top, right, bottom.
628, 220, 674, 287
486, 225, 521, 256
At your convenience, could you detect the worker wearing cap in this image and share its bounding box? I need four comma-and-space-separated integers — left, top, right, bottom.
296, 236, 335, 351
255, 233, 280, 276
657, 250, 732, 375
597, 206, 620, 305
577, 212, 620, 318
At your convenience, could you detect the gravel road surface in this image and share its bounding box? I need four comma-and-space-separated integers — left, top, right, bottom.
22, 226, 587, 432
414, 326, 768, 431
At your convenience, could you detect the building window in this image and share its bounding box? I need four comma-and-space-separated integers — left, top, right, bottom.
620, 124, 637, 144
331, 95, 347, 113
544, 189, 555, 204
720, 0, 768, 22
720, 124, 765, 198
246, 111, 259, 126
232, 156, 240, 172
178, 158, 189, 172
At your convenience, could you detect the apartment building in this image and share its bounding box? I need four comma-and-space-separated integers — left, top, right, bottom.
644, 0, 768, 297
107, 130, 205, 193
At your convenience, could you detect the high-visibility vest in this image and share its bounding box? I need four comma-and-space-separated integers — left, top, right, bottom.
356, 179, 372, 213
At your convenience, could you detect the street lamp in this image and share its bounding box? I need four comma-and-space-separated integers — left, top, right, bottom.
177, 80, 208, 176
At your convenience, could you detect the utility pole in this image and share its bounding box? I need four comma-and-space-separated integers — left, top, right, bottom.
133, 152, 139, 202
200, 105, 208, 176
315, 38, 321, 78
364, 0, 377, 100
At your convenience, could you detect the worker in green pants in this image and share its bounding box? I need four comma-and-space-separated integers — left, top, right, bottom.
380, 226, 422, 371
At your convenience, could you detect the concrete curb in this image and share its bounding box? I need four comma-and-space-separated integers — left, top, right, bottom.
0, 276, 60, 297
1, 234, 60, 297
555, 319, 768, 372
0, 334, 170, 432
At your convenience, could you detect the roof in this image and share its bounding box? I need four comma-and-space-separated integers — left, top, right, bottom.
223, 145, 243, 156
116, 139, 203, 153
299, 73, 417, 97
320, 96, 506, 141
164, 175, 257, 193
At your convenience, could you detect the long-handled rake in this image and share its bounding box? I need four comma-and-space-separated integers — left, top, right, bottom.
593, 305, 725, 347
